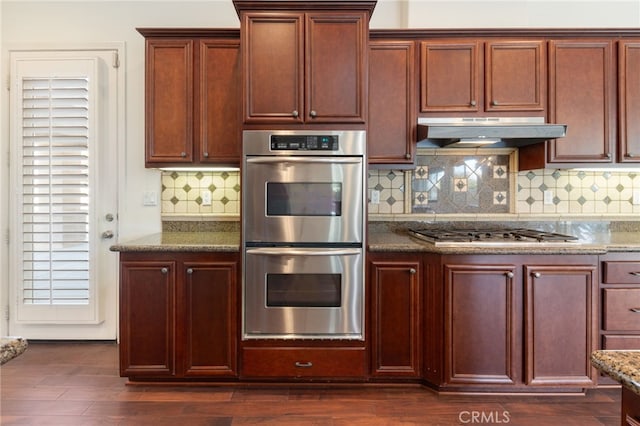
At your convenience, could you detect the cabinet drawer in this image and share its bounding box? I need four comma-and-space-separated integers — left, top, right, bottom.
603, 335, 640, 350
603, 289, 640, 331
241, 347, 366, 379
603, 261, 640, 284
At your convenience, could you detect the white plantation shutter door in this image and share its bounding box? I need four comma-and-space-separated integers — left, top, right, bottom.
13, 58, 101, 323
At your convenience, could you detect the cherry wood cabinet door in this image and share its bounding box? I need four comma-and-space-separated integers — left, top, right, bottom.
369, 254, 422, 378
119, 260, 176, 377
547, 40, 615, 163
485, 40, 546, 112
420, 41, 480, 113
306, 12, 367, 123
145, 39, 193, 164
197, 40, 241, 165
618, 41, 640, 163
443, 263, 520, 386
368, 40, 416, 164
241, 11, 367, 124
524, 264, 597, 387
241, 13, 304, 124
180, 260, 238, 377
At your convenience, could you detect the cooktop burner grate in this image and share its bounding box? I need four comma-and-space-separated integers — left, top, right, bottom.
408, 227, 579, 245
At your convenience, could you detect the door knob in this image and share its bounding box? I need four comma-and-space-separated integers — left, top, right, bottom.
101, 230, 114, 239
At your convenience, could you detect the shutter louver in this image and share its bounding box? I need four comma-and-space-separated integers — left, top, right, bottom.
21, 77, 91, 306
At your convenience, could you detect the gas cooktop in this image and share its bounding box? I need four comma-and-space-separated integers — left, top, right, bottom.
408, 227, 580, 246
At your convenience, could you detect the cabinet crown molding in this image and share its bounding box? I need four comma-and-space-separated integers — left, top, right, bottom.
232, 0, 377, 16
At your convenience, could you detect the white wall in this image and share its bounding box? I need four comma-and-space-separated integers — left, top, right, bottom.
0, 0, 637, 335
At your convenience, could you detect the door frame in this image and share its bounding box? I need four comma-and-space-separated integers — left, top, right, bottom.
2, 43, 126, 339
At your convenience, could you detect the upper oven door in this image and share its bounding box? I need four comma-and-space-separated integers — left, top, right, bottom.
243, 156, 364, 244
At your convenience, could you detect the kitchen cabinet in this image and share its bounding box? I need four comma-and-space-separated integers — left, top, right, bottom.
419, 40, 545, 114
241, 346, 367, 379
235, 1, 375, 124
599, 253, 640, 385
368, 40, 416, 165
523, 263, 598, 387
139, 29, 241, 167
440, 255, 597, 391
520, 39, 615, 169
618, 41, 640, 163
369, 253, 422, 379
119, 252, 239, 380
443, 262, 520, 387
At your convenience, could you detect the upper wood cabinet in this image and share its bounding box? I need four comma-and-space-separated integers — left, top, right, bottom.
368, 40, 416, 164
618, 41, 640, 163
235, 1, 375, 125
420, 40, 546, 114
546, 40, 616, 164
139, 29, 241, 167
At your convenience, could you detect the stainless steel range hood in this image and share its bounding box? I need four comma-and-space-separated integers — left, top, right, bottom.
417, 116, 567, 148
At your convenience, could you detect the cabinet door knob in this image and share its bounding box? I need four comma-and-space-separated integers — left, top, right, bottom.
470, 100, 477, 106
203, 152, 209, 158
605, 153, 612, 159
506, 271, 514, 278
186, 268, 193, 275
309, 110, 317, 118
180, 152, 187, 158
292, 110, 299, 118
409, 268, 416, 274
533, 272, 541, 278
161, 267, 168, 274
627, 153, 636, 158
405, 153, 411, 160
491, 100, 498, 106
101, 230, 114, 239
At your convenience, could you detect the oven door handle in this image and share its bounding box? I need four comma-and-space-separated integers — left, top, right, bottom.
246, 247, 362, 256
246, 157, 362, 165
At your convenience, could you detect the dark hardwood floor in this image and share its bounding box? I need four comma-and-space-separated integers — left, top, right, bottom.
0, 342, 621, 425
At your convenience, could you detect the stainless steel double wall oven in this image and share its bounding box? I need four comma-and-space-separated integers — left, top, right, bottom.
242, 130, 366, 340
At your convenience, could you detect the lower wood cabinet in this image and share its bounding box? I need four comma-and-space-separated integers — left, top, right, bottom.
440, 254, 598, 391
119, 251, 239, 379
368, 253, 422, 379
599, 253, 640, 385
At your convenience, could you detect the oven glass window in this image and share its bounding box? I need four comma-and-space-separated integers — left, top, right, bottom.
266, 182, 342, 216
266, 274, 341, 307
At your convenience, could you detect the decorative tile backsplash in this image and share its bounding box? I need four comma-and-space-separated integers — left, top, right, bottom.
161, 170, 240, 215
368, 161, 640, 216
160, 155, 640, 218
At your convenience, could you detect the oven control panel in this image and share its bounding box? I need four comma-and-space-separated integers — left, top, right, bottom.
270, 135, 339, 151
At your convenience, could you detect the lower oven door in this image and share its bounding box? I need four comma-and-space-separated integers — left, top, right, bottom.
243, 247, 363, 340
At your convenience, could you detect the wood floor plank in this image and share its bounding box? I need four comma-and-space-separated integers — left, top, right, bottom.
0, 342, 624, 425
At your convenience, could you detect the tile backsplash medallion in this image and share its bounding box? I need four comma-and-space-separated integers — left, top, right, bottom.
161, 153, 640, 218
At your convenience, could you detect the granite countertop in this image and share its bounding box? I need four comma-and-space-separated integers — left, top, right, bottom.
110, 221, 640, 254
0, 337, 28, 365
591, 350, 640, 395
110, 232, 240, 252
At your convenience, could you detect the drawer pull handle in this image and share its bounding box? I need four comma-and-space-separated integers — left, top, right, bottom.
630, 308, 640, 313
294, 361, 313, 368
630, 272, 640, 277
